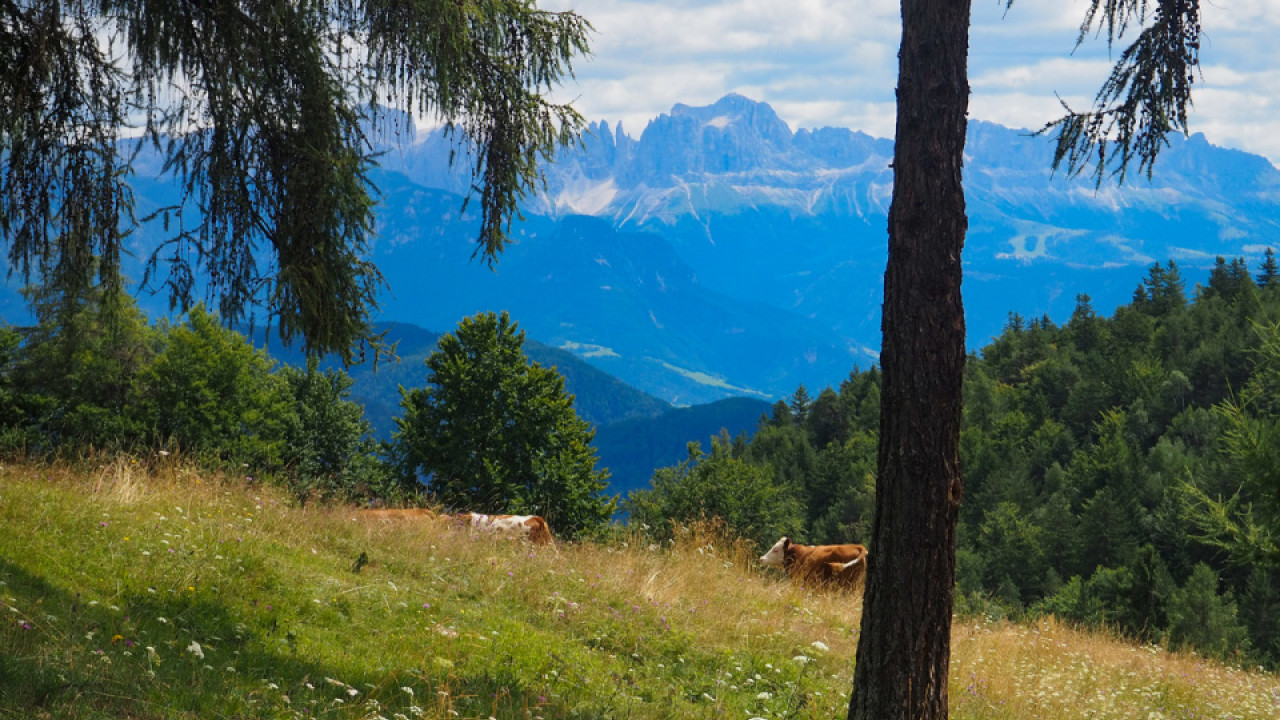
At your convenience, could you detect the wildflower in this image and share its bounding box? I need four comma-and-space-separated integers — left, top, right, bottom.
225, 666, 236, 673
187, 641, 205, 659
111, 634, 123, 644
792, 655, 811, 664
401, 687, 414, 696
756, 692, 773, 700
157, 617, 168, 624
811, 641, 829, 652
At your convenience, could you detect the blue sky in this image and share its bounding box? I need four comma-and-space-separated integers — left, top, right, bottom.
541, 0, 1280, 165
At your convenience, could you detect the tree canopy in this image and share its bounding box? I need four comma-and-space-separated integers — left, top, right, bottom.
0, 0, 590, 362
395, 311, 614, 537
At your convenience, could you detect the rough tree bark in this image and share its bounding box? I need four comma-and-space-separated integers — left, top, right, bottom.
847, 0, 971, 718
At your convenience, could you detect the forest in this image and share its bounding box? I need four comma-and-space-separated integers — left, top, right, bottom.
5, 252, 1280, 668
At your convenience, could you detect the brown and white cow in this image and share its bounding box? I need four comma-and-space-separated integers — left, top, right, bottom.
453, 512, 555, 545
759, 536, 869, 590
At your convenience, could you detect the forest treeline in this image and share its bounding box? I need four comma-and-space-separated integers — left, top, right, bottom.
0, 289, 613, 537
5, 252, 1280, 667
630, 251, 1280, 669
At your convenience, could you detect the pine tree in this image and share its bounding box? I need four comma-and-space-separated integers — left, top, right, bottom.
1, 1, 590, 361
1259, 247, 1280, 289
790, 384, 813, 425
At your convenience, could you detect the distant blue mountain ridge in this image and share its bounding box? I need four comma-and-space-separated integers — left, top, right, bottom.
365, 93, 1280, 403
4, 94, 1279, 407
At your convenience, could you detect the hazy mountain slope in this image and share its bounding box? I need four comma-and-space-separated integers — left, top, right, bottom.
254, 320, 671, 438
593, 396, 774, 496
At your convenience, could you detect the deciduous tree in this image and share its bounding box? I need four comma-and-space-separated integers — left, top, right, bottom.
395, 311, 613, 537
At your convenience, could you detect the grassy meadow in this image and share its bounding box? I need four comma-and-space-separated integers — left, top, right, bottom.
2, 459, 1278, 720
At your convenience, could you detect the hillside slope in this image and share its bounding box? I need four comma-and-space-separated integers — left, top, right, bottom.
3, 462, 1278, 720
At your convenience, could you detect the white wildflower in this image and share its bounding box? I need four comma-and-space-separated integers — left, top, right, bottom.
186, 641, 204, 659
792, 655, 811, 664
756, 691, 773, 700
810, 640, 829, 652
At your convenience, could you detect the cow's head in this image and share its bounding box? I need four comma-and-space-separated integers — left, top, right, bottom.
759, 536, 791, 567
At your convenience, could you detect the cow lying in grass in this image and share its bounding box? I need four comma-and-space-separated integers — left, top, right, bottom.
759, 536, 869, 591
453, 512, 555, 546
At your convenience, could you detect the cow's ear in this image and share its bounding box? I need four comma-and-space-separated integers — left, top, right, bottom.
783, 537, 791, 550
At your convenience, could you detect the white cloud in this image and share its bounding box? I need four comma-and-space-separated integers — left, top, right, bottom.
543, 0, 1280, 164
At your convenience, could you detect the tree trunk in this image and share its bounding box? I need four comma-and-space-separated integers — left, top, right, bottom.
847, 0, 970, 718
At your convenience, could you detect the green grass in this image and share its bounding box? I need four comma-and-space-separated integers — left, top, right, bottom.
2, 458, 1279, 720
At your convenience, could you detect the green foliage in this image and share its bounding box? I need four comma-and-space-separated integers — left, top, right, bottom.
624, 435, 805, 550
1040, 0, 1203, 185
134, 306, 293, 470
806, 431, 877, 545
395, 311, 614, 537
1, 0, 590, 360
3, 282, 156, 452
278, 359, 402, 505
1259, 247, 1280, 289
1165, 563, 1250, 661
977, 502, 1047, 604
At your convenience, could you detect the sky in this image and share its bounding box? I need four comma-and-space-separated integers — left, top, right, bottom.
539, 0, 1280, 166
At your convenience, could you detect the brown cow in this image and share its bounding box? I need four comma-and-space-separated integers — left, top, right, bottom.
759, 536, 869, 590
452, 512, 555, 546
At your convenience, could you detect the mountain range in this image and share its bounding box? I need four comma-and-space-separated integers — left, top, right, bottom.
5, 94, 1280, 408
365, 93, 1280, 403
